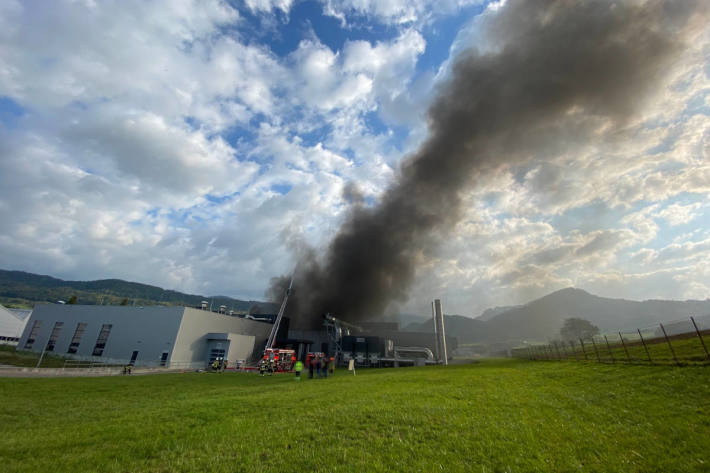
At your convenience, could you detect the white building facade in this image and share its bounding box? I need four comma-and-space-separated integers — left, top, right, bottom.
0, 304, 30, 345
17, 305, 272, 368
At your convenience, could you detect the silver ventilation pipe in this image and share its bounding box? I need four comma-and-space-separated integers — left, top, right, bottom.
433, 299, 447, 365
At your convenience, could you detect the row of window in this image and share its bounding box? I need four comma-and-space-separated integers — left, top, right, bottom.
24, 321, 113, 357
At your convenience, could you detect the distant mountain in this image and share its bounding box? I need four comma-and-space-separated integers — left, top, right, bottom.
406, 287, 710, 345
0, 269, 278, 312
476, 305, 522, 321
485, 288, 710, 341
406, 314, 492, 344
397, 312, 430, 328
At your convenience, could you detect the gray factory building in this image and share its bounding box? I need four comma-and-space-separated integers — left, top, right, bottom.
17, 305, 272, 368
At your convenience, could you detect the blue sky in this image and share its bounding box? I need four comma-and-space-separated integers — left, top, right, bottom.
0, 0, 708, 316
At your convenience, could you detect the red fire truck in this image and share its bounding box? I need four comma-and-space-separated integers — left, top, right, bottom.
263, 348, 296, 372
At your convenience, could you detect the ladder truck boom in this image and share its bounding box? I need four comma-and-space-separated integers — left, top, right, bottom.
265, 275, 293, 350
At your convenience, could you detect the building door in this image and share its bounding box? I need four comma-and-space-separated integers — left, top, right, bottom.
208, 348, 226, 364
129, 351, 139, 366
160, 352, 169, 367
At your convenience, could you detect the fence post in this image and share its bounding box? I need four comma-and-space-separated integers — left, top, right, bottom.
560, 341, 569, 359
659, 323, 680, 366
590, 337, 601, 362
604, 335, 615, 363
579, 338, 589, 360
637, 329, 652, 364
619, 332, 631, 362
690, 316, 710, 361
553, 342, 561, 360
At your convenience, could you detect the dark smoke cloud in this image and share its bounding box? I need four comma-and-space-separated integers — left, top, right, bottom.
272, 0, 708, 328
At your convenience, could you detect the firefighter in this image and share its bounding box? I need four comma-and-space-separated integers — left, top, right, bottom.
259, 359, 266, 376
212, 359, 219, 372
321, 355, 328, 378
329, 356, 335, 375
294, 359, 303, 380
268, 358, 275, 376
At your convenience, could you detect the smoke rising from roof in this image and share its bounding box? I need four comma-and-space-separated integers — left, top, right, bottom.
271, 0, 708, 328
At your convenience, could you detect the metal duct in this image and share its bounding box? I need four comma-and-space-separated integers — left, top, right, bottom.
434, 299, 447, 365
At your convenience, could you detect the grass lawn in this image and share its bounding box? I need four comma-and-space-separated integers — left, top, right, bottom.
1, 359, 708, 472
0, 344, 69, 368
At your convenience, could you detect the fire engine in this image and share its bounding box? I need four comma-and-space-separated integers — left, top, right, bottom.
262, 348, 296, 372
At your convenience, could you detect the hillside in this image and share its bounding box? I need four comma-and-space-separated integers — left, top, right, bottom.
406, 314, 492, 344
408, 288, 710, 345
0, 269, 278, 312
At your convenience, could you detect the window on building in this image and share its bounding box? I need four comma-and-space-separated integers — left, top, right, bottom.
24, 320, 42, 349
67, 323, 88, 354
45, 322, 64, 352
92, 324, 112, 357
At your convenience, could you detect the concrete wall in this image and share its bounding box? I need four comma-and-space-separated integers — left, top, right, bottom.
171, 308, 272, 364
17, 305, 185, 365
0, 305, 28, 343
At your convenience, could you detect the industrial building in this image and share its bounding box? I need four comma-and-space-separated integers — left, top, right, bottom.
0, 304, 30, 345
17, 305, 272, 368
16, 296, 456, 369
282, 308, 457, 367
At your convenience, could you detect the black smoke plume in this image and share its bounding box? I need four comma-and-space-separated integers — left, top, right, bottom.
272, 0, 707, 328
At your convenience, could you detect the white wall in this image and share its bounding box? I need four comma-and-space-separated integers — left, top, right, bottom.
0, 305, 28, 342
172, 308, 272, 364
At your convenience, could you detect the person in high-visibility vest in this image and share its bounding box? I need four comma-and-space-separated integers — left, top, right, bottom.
294, 360, 303, 380
259, 359, 266, 376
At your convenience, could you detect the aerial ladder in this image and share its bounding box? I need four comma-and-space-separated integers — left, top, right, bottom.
259, 276, 295, 371
265, 275, 293, 350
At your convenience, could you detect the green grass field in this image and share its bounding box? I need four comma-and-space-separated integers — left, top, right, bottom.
1, 359, 708, 472
0, 344, 70, 368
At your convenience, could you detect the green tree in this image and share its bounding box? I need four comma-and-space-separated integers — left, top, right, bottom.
559, 318, 599, 341
67, 295, 78, 305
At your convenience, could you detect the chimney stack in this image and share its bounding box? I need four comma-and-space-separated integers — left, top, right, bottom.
433, 299, 448, 365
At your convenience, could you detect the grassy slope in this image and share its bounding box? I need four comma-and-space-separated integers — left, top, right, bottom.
0, 360, 708, 473
0, 345, 68, 368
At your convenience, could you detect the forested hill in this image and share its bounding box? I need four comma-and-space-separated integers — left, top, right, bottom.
0, 269, 278, 312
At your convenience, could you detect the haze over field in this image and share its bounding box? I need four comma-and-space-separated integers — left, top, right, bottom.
1, 0, 709, 318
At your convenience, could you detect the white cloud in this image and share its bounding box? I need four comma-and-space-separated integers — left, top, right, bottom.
0, 0, 708, 315
244, 0, 293, 14
320, 0, 483, 26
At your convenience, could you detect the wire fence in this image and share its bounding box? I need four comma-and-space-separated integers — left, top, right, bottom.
512, 314, 710, 366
